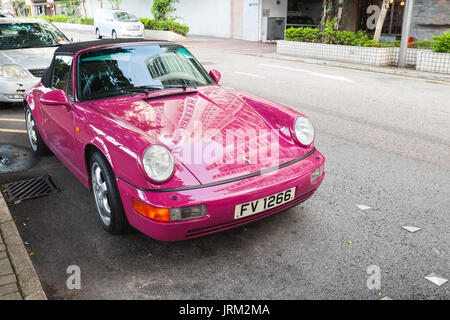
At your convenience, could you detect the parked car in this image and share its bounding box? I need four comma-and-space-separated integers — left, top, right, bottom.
24, 39, 325, 241
0, 12, 14, 18
94, 9, 144, 39
0, 18, 70, 103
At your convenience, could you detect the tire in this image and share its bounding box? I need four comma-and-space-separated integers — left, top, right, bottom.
95, 28, 102, 39
25, 107, 50, 156
112, 30, 117, 39
89, 151, 130, 235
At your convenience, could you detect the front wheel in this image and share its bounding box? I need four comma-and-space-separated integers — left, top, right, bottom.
95, 28, 102, 39
25, 108, 50, 156
89, 151, 130, 234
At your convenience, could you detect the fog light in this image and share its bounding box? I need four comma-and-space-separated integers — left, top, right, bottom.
311, 165, 324, 182
132, 198, 170, 222
170, 205, 207, 222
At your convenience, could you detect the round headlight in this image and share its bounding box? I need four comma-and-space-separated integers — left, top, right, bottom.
142, 145, 174, 182
0, 64, 32, 79
293, 116, 315, 146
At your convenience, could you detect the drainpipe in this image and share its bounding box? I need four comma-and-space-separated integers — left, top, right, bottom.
398, 0, 414, 68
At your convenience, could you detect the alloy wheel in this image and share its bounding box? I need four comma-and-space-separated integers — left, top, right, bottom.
91, 162, 111, 226
26, 110, 38, 151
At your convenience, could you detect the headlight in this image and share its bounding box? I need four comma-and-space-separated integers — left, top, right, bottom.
0, 64, 32, 79
142, 145, 174, 182
292, 116, 315, 146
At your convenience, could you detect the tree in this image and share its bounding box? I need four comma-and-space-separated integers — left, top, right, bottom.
321, 0, 345, 31
152, 0, 179, 21
81, 0, 87, 17
374, 0, 390, 42
108, 0, 122, 10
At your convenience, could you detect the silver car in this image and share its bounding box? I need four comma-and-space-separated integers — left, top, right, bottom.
0, 18, 70, 103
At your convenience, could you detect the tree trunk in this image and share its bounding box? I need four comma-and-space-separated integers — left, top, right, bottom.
83, 0, 87, 18
374, 0, 390, 42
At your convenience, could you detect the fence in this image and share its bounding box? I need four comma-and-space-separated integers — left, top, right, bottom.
277, 41, 450, 74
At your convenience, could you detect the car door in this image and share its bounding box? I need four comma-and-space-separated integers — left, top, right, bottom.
105, 11, 114, 37
41, 55, 78, 168
98, 10, 106, 36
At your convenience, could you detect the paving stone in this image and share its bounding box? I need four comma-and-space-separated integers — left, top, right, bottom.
0, 282, 18, 296
0, 274, 16, 286
0, 292, 22, 300
0, 258, 13, 276
0, 244, 5, 251
0, 251, 6, 260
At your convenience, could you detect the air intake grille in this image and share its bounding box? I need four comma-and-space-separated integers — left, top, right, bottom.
185, 189, 316, 239
1, 175, 59, 204
28, 68, 45, 78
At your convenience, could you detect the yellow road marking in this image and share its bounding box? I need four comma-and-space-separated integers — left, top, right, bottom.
0, 128, 27, 133
0, 118, 25, 122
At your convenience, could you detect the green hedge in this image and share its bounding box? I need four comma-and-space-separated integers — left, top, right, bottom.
285, 27, 396, 48
431, 30, 450, 53
139, 18, 189, 36
286, 25, 450, 53
26, 15, 94, 25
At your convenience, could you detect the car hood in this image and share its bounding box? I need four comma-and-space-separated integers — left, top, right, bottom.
0, 47, 57, 70
93, 86, 303, 185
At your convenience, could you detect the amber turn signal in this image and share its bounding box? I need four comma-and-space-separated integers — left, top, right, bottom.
132, 198, 170, 222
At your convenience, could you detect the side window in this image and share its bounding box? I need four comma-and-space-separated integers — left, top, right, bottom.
51, 55, 73, 92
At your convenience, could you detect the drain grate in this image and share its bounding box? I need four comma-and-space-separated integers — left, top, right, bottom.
1, 175, 59, 204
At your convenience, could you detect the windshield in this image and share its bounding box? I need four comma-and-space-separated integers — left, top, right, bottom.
0, 22, 69, 50
77, 44, 215, 101
113, 12, 138, 22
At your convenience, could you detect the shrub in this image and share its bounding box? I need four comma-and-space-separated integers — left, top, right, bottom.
431, 30, 450, 53
412, 40, 433, 50
140, 18, 189, 36
285, 26, 398, 48
285, 27, 320, 43
151, 0, 179, 21
25, 15, 93, 25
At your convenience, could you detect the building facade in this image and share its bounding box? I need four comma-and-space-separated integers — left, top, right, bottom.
18, 0, 449, 42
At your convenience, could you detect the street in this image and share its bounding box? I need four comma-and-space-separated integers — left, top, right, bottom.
1, 33, 449, 300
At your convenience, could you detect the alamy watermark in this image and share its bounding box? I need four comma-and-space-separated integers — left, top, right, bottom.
66, 265, 81, 290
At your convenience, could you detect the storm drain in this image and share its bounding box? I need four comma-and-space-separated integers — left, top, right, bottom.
1, 175, 59, 204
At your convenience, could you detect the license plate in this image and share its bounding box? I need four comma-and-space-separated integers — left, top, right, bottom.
234, 187, 296, 220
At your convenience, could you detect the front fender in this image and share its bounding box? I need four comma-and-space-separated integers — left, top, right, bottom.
75, 103, 200, 192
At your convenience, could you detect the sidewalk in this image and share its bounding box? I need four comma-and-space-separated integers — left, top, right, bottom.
184, 37, 450, 83
0, 193, 46, 300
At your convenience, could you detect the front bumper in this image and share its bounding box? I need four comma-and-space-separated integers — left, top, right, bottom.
0, 77, 40, 102
118, 30, 145, 38
118, 149, 325, 242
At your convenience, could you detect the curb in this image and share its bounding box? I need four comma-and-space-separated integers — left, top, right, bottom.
255, 53, 450, 83
0, 193, 47, 300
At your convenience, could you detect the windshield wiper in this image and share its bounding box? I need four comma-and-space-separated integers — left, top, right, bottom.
121, 86, 163, 93
124, 84, 197, 92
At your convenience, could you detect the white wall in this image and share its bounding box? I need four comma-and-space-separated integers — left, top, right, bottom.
175, 0, 232, 38
242, 0, 260, 41
85, 0, 154, 19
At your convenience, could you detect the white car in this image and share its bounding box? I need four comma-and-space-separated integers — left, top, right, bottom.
0, 18, 70, 103
94, 9, 144, 39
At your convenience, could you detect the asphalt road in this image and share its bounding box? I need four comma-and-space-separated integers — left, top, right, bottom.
0, 34, 449, 300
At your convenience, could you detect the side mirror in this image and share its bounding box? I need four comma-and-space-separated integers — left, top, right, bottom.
41, 90, 71, 110
209, 69, 221, 84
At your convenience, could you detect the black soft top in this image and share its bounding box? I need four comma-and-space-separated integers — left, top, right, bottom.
42, 39, 170, 87
54, 38, 167, 55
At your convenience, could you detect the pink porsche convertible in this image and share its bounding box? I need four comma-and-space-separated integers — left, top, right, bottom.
24, 39, 325, 241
